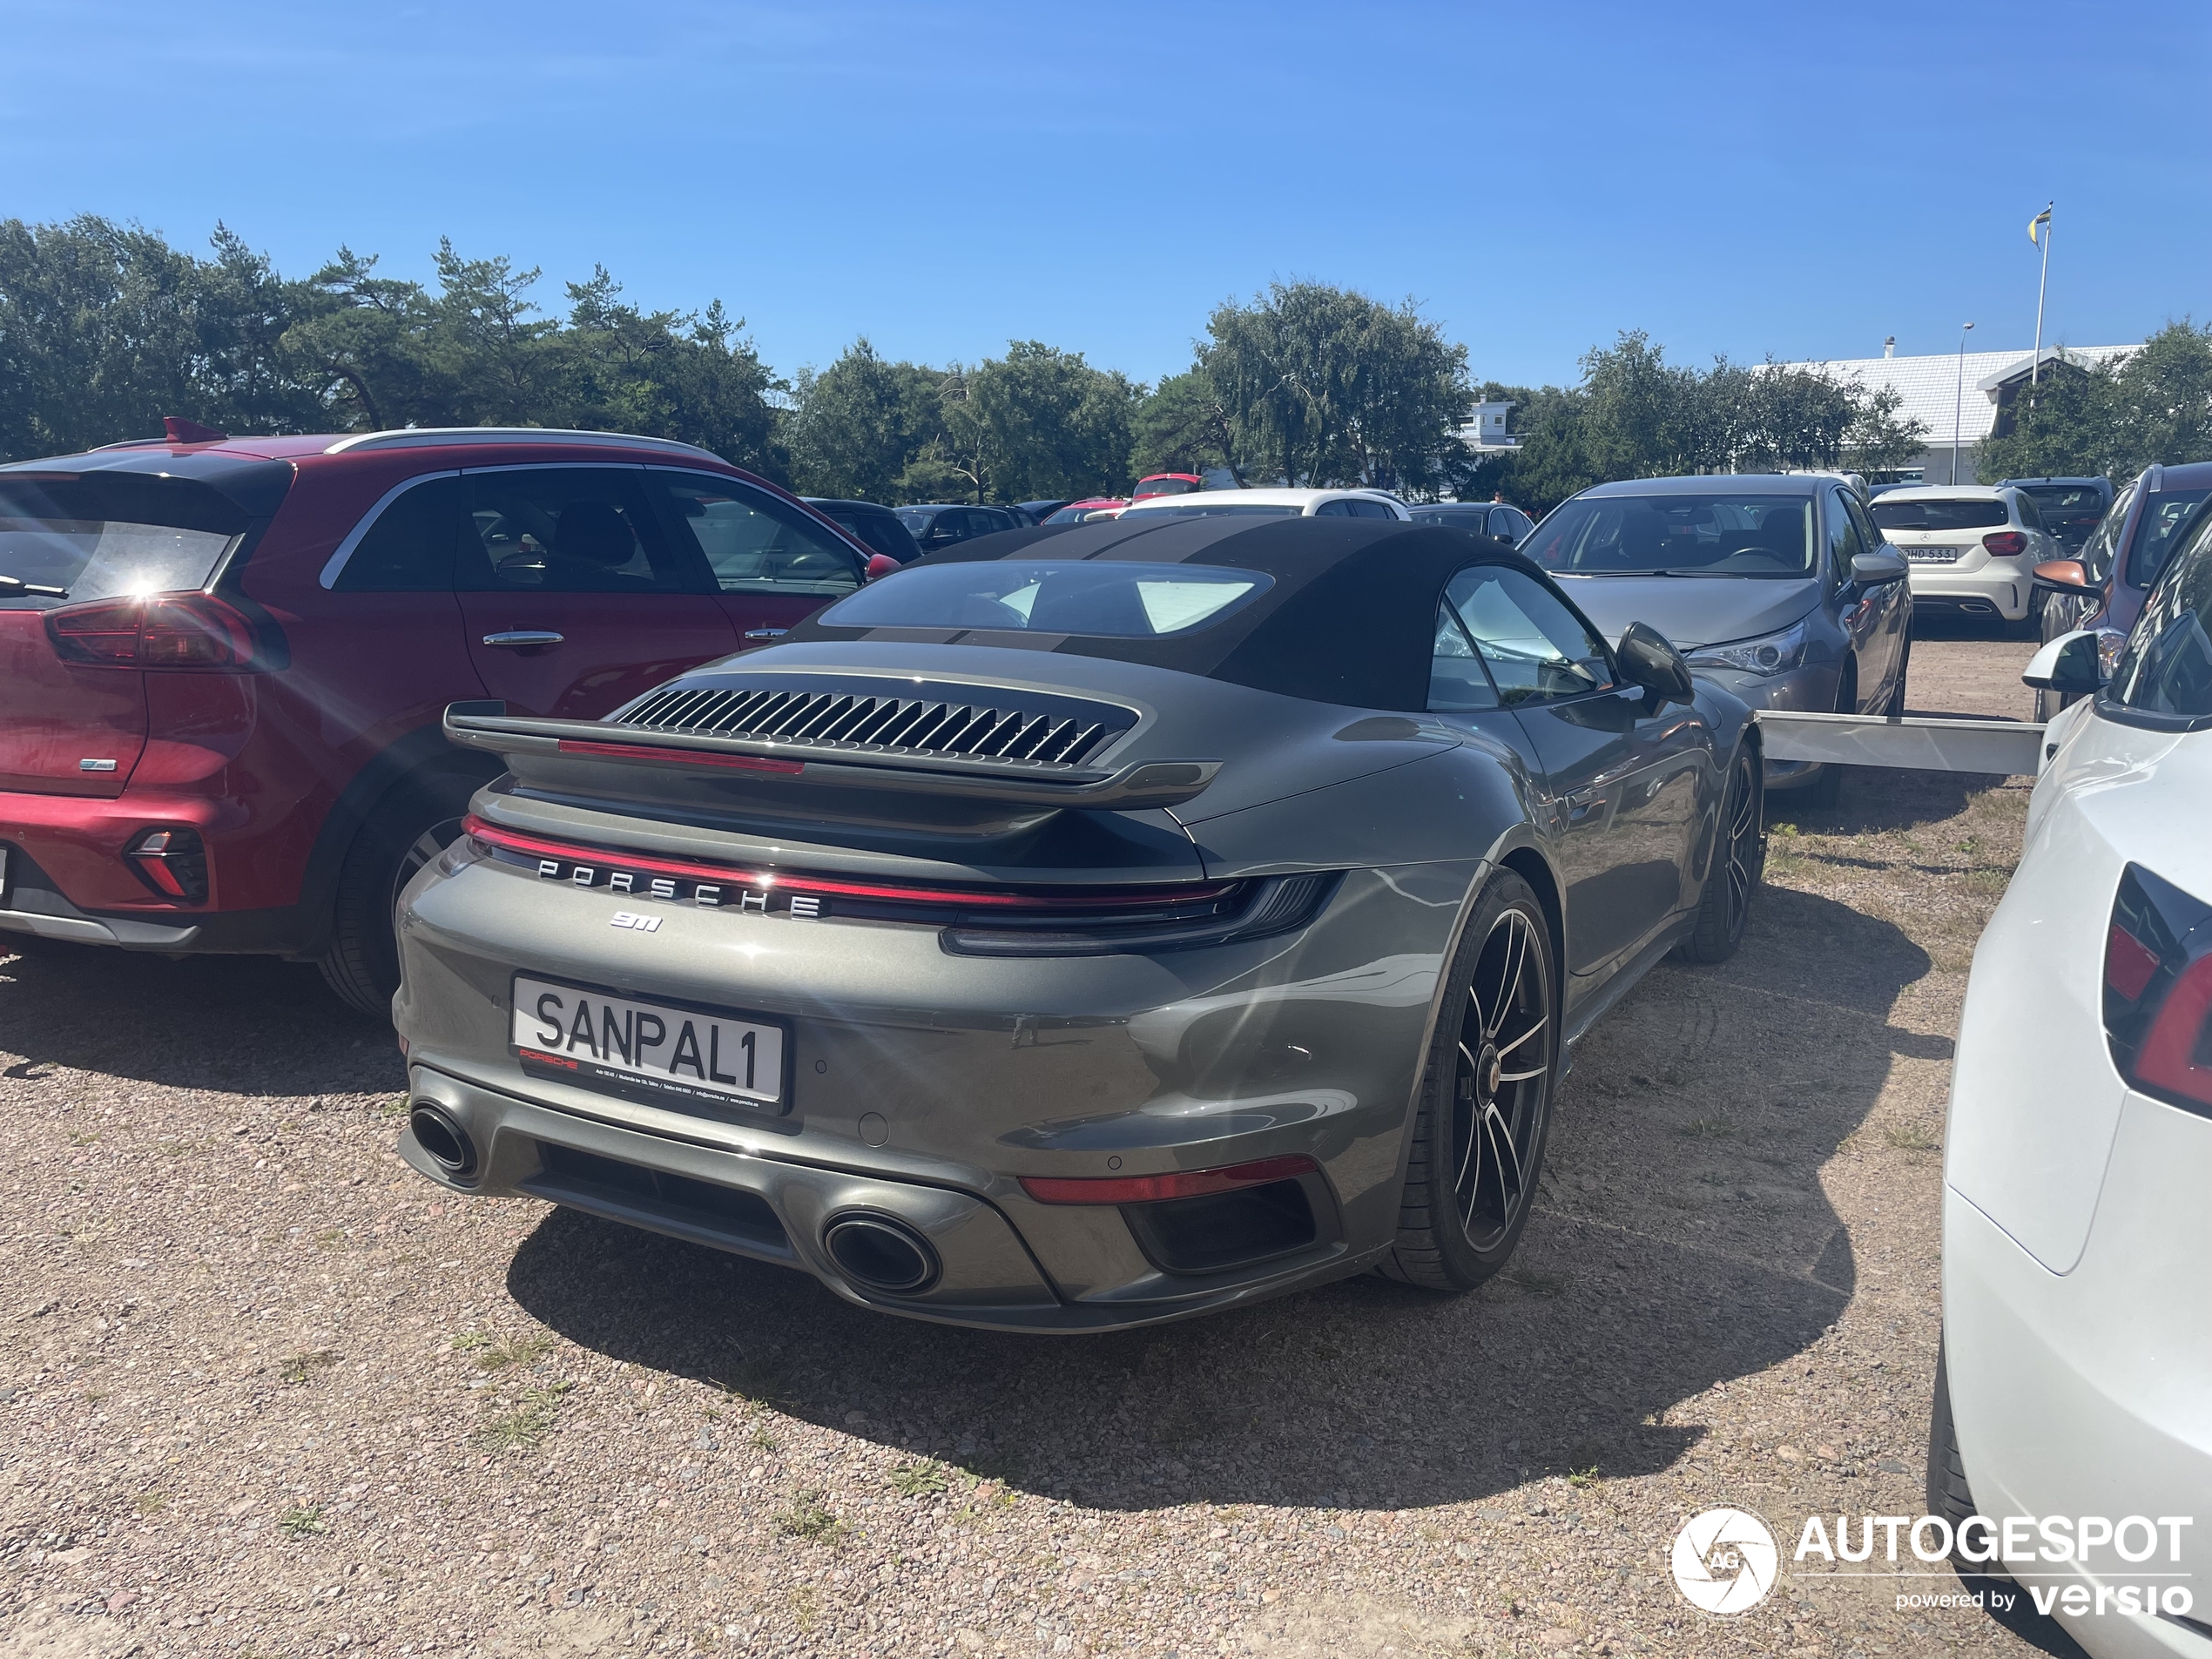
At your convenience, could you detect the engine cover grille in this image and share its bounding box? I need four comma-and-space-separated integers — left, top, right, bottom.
617, 680, 1135, 769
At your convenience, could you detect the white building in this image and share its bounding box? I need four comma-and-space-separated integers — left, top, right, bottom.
1453, 399, 1519, 454
1778, 338, 2137, 484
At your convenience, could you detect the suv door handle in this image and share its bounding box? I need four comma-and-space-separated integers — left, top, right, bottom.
481, 631, 564, 648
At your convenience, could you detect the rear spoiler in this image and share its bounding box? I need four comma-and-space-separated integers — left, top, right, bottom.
441, 702, 1222, 813
1755, 711, 2047, 777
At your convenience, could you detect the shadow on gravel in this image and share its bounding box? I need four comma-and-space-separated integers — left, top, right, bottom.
1768, 765, 2003, 838
0, 939, 399, 1096
507, 887, 1928, 1519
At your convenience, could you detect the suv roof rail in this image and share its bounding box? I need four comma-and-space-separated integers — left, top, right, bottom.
322, 428, 725, 462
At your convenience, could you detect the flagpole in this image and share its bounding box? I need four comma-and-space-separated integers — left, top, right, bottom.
2031, 203, 2053, 393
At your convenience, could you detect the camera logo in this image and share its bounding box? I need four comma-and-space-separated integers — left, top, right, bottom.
1673, 1507, 1781, 1614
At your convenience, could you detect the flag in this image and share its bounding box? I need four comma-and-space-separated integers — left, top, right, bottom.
2029, 206, 2052, 246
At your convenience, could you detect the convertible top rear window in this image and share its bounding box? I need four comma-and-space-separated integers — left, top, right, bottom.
819, 561, 1268, 637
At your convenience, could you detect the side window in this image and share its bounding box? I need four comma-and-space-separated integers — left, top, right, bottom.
1352, 498, 1399, 520
1842, 492, 1885, 559
1444, 565, 1616, 705
2015, 494, 2047, 532
2106, 517, 2212, 720
1826, 490, 1864, 589
2078, 481, 2134, 583
333, 475, 467, 591
459, 469, 697, 593
1313, 499, 1359, 517
1429, 599, 1500, 712
977, 509, 1015, 534
655, 473, 861, 597
1508, 509, 1536, 540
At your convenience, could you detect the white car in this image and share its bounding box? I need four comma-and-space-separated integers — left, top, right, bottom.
1117, 486, 1411, 521
1931, 526, 2212, 1655
1868, 485, 2061, 624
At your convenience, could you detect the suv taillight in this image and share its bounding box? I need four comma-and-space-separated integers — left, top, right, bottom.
1983, 530, 2029, 557
45, 594, 266, 670
2105, 864, 2212, 1114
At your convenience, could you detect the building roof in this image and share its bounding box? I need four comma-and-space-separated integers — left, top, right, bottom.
1774, 345, 2137, 447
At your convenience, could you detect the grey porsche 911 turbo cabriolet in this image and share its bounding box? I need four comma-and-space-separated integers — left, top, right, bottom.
390, 514, 1764, 1331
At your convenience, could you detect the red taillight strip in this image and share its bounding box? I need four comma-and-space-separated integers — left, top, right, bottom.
556, 738, 805, 774
1019, 1155, 1318, 1206
461, 815, 1236, 913
2136, 954, 2212, 1108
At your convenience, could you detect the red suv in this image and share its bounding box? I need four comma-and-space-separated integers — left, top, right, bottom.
0, 424, 872, 1014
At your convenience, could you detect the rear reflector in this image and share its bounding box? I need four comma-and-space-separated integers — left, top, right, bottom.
125, 826, 208, 903
1020, 1155, 1318, 1206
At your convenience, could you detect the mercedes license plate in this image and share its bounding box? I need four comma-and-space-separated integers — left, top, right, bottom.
511, 974, 786, 1110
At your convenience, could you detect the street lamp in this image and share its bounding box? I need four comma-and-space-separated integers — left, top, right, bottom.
1952, 321, 1976, 485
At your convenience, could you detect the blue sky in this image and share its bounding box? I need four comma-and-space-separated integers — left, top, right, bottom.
5, 0, 2206, 389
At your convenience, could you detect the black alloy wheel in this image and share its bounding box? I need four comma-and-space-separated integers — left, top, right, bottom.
1450, 906, 1552, 1253
1679, 745, 1762, 964
1381, 869, 1557, 1291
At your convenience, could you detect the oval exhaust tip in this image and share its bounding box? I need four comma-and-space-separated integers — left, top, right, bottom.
408, 1103, 477, 1179
822, 1213, 940, 1295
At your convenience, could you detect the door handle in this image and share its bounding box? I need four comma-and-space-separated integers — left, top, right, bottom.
481, 631, 565, 649
1564, 786, 1606, 824
743, 628, 788, 641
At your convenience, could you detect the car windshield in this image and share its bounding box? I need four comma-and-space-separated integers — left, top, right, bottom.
1124, 502, 1302, 518
819, 559, 1271, 637
1135, 477, 1198, 496
1410, 506, 1489, 524
1521, 494, 1814, 577
1869, 498, 2009, 531
2125, 488, 2212, 588
0, 475, 246, 607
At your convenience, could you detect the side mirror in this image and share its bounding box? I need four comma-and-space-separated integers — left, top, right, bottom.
865, 553, 903, 582
1616, 621, 1696, 702
2033, 558, 2096, 595
1850, 549, 1908, 586
2022, 628, 2106, 696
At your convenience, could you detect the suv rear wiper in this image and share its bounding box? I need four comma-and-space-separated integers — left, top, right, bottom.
0, 574, 69, 597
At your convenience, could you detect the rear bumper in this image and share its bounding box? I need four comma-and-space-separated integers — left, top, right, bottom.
1910, 565, 2031, 621
0, 789, 305, 954
401, 1062, 1373, 1332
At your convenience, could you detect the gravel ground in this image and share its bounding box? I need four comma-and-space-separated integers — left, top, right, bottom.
1, 628, 2080, 1659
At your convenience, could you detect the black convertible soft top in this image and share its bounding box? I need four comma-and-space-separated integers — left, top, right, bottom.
784, 515, 1544, 711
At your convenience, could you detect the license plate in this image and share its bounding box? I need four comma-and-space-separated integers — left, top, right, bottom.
510, 974, 787, 1110
1906, 545, 1961, 563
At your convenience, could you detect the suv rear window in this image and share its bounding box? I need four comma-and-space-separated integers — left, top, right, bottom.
0, 474, 247, 608
1868, 498, 2009, 531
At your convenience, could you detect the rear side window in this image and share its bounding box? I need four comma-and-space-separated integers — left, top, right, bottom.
461, 468, 697, 593
2076, 480, 2135, 583
333, 475, 467, 591
0, 474, 246, 608
1429, 600, 1501, 711
832, 512, 917, 563
656, 473, 860, 597
2107, 515, 2212, 722
1869, 497, 2009, 531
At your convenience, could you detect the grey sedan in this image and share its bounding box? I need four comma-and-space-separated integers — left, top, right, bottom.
1522, 475, 1911, 803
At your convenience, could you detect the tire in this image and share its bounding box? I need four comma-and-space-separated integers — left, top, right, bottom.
317, 777, 476, 1018
1379, 870, 1558, 1291
1925, 1339, 1994, 1570
1676, 745, 1762, 964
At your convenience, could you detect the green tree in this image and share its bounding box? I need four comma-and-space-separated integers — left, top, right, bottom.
1979, 322, 2212, 482
1130, 367, 1246, 482
958, 341, 1138, 502
784, 337, 948, 501
1200, 281, 1470, 494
